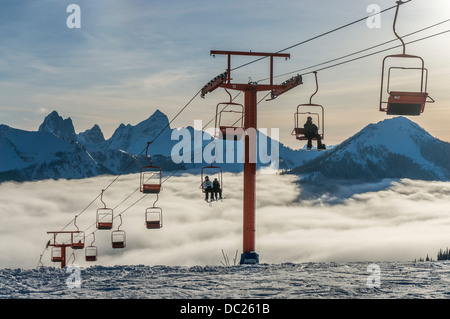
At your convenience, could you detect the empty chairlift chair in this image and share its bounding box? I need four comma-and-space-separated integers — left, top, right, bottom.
51, 247, 63, 263
111, 231, 126, 249
85, 233, 98, 262
96, 190, 113, 230
379, 0, 434, 116
140, 142, 162, 194
215, 89, 244, 140
85, 246, 98, 262
70, 217, 85, 250
111, 215, 126, 249
145, 206, 163, 229
71, 231, 85, 250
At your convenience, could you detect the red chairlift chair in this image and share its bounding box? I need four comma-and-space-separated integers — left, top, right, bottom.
71, 216, 85, 250
215, 89, 245, 140
85, 233, 98, 262
200, 163, 223, 202
96, 189, 113, 230
145, 194, 162, 229
140, 142, 162, 194
51, 247, 63, 263
145, 207, 163, 229
379, 0, 434, 115
111, 215, 126, 249
292, 72, 325, 142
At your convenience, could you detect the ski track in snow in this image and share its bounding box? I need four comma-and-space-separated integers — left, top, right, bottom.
2, 261, 450, 299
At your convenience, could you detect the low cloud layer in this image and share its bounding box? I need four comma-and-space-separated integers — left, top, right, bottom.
1, 173, 450, 269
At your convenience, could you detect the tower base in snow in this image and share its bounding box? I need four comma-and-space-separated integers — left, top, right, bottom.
240, 251, 259, 265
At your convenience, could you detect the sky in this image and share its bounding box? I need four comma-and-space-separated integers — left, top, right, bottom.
1, 173, 450, 269
0, 0, 449, 149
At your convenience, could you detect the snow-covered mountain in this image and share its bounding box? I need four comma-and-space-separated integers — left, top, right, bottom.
0, 123, 111, 182
0, 110, 317, 182
289, 116, 450, 182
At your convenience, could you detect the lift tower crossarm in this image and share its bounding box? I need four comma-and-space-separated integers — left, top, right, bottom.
210, 50, 290, 86
266, 74, 303, 101
201, 71, 227, 98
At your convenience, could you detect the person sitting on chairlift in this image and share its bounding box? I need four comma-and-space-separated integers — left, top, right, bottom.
203, 176, 213, 202
212, 178, 222, 201
304, 116, 325, 150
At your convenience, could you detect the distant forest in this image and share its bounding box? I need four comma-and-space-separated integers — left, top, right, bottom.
437, 248, 450, 261
416, 247, 450, 262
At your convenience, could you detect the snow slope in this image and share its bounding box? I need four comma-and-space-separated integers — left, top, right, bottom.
2, 262, 450, 299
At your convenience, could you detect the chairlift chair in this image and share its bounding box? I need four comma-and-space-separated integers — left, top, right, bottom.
97, 208, 114, 230
71, 231, 85, 250
293, 108, 324, 141
85, 233, 98, 262
111, 231, 126, 249
215, 89, 244, 140
200, 164, 223, 194
51, 247, 63, 262
379, 0, 434, 115
292, 72, 325, 141
85, 246, 97, 262
96, 190, 113, 230
111, 215, 126, 249
380, 59, 433, 115
140, 143, 162, 194
70, 216, 85, 250
145, 206, 163, 229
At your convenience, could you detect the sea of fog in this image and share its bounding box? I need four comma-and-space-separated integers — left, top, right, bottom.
1, 172, 450, 270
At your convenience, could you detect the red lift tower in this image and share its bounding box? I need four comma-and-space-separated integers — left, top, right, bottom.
47, 230, 85, 268
202, 50, 302, 264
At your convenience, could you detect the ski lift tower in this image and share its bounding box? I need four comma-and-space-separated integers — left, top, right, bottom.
201, 50, 302, 264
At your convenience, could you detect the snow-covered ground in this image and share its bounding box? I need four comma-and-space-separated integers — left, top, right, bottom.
1, 172, 450, 298
2, 261, 450, 299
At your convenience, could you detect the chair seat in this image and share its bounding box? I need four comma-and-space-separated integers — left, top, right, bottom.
146, 221, 162, 229
142, 184, 161, 194
387, 91, 427, 115
112, 242, 125, 249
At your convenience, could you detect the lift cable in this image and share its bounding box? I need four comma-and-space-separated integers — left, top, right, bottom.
280, 27, 450, 82
258, 18, 450, 83
231, 0, 412, 72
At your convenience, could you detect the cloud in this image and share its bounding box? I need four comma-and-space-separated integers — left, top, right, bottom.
1, 172, 450, 269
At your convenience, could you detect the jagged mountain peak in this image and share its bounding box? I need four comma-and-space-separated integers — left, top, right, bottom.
107, 109, 171, 154
137, 109, 169, 129
38, 110, 76, 141
77, 124, 105, 144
